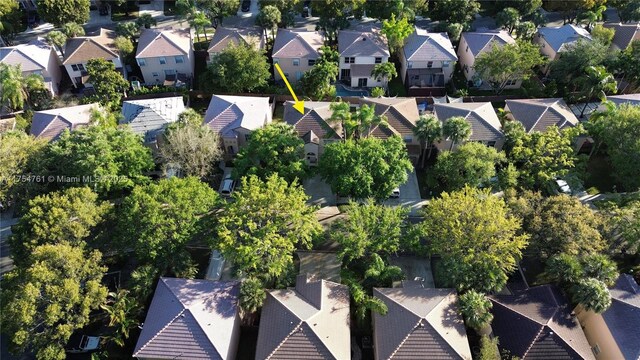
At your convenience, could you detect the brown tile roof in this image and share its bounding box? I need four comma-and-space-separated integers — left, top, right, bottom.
136, 27, 191, 58
361, 97, 419, 137
504, 98, 579, 133
433, 102, 503, 142
604, 22, 640, 50
373, 287, 472, 360
63, 29, 118, 65
256, 274, 350, 360
30, 103, 99, 140
283, 101, 342, 140
133, 277, 240, 360
208, 26, 263, 53
272, 29, 323, 58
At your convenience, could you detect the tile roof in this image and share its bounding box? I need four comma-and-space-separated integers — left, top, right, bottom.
133, 278, 240, 360
505, 98, 579, 133
602, 274, 640, 360
204, 95, 272, 138
208, 26, 263, 53
136, 27, 191, 58
338, 26, 389, 57
403, 27, 457, 62
121, 96, 185, 142
255, 274, 350, 360
460, 30, 515, 56
63, 28, 118, 65
604, 22, 640, 50
283, 101, 341, 140
272, 29, 324, 58
433, 102, 503, 142
0, 39, 53, 72
607, 94, 640, 107
373, 287, 472, 360
361, 97, 419, 137
537, 24, 592, 52
30, 103, 99, 140
489, 285, 594, 360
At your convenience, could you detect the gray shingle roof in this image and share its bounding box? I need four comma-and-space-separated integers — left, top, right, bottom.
272, 29, 323, 58
30, 103, 99, 140
505, 98, 579, 133
460, 30, 515, 56
403, 27, 457, 62
133, 278, 240, 359
537, 24, 592, 52
0, 39, 52, 72
373, 287, 472, 360
607, 94, 640, 107
207, 26, 263, 53
604, 22, 640, 50
255, 274, 350, 360
490, 285, 594, 360
338, 27, 389, 57
602, 274, 640, 360
204, 95, 272, 138
283, 101, 341, 140
433, 102, 503, 142
121, 96, 185, 142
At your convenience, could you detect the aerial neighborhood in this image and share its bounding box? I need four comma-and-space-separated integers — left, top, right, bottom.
2, 0, 640, 359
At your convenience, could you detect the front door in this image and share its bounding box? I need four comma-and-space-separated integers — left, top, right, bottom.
358, 78, 368, 87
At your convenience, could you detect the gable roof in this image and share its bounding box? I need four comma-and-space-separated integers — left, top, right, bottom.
602, 274, 640, 360
133, 278, 240, 360
204, 95, 272, 138
63, 28, 118, 65
255, 274, 350, 360
121, 96, 185, 142
338, 26, 389, 57
284, 101, 341, 140
136, 27, 191, 58
361, 97, 419, 137
460, 30, 515, 56
373, 287, 472, 360
537, 24, 592, 52
604, 22, 640, 50
207, 26, 263, 53
433, 102, 503, 142
30, 103, 99, 140
490, 285, 594, 360
272, 28, 324, 58
0, 39, 53, 72
403, 27, 457, 62
505, 98, 579, 133
607, 93, 640, 107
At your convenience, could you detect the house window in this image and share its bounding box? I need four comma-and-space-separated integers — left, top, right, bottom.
137, 59, 146, 67
164, 69, 176, 76
344, 57, 355, 64
152, 72, 159, 77
175, 56, 184, 64
308, 59, 316, 66
465, 45, 469, 52
71, 64, 85, 71
504, 79, 517, 86
296, 71, 303, 80
273, 58, 279, 64
464, 64, 469, 73
159, 57, 166, 65
487, 141, 497, 148
244, 134, 251, 141
375, 57, 382, 64
592, 344, 601, 356
443, 61, 450, 68
403, 136, 412, 143
71, 64, 79, 71
427, 61, 433, 68
408, 61, 413, 69
293, 58, 300, 66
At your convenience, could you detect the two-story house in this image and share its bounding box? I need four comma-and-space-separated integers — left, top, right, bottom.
458, 30, 517, 88
433, 102, 504, 151
62, 28, 123, 89
400, 27, 457, 96
283, 101, 341, 165
207, 26, 264, 63
136, 27, 194, 86
338, 26, 390, 88
0, 38, 62, 96
272, 28, 324, 84
534, 24, 592, 62
604, 22, 640, 51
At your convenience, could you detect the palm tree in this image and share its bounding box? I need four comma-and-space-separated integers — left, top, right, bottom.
45, 30, 67, 56
190, 11, 211, 43
239, 277, 266, 325
442, 116, 471, 151
458, 290, 494, 334
571, 278, 612, 313
370, 62, 398, 94
578, 5, 606, 31
413, 115, 442, 168
0, 63, 46, 111
256, 5, 281, 43
62, 22, 85, 38
356, 104, 388, 138
574, 65, 617, 118
100, 289, 141, 347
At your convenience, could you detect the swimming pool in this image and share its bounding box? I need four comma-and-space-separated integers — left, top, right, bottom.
335, 83, 369, 97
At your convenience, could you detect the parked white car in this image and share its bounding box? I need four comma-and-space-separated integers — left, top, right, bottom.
555, 179, 572, 194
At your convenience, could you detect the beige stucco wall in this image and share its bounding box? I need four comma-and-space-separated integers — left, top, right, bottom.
575, 305, 625, 360
339, 55, 390, 88
65, 56, 121, 88
138, 51, 194, 85
273, 56, 316, 84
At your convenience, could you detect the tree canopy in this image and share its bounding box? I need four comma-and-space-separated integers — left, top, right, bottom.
202, 43, 270, 93
381, 14, 413, 54
548, 39, 610, 96
232, 123, 308, 184
318, 136, 413, 200
418, 186, 528, 293
329, 102, 389, 140
430, 0, 480, 25
0, 63, 49, 111
214, 174, 321, 281
431, 142, 505, 192
300, 46, 339, 100
86, 58, 130, 111
0, 131, 47, 205
37, 0, 90, 27
1, 243, 108, 360
458, 290, 494, 332
442, 116, 472, 150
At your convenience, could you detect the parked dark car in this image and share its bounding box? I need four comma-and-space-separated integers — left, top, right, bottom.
241, 0, 251, 12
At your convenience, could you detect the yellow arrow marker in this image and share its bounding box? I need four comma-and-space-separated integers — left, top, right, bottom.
274, 63, 305, 114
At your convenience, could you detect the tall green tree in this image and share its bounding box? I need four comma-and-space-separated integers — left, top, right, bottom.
548, 39, 610, 96
365, 0, 427, 20
190, 11, 211, 42
418, 186, 528, 293
474, 41, 547, 95
259, 0, 300, 27
1, 244, 108, 360
233, 123, 308, 184
239, 277, 266, 323
300, 46, 339, 99
86, 58, 129, 111
44, 30, 67, 56
135, 13, 157, 29
329, 102, 388, 140
196, 0, 241, 27
61, 22, 84, 37
591, 24, 615, 45
495, 0, 542, 16
116, 177, 220, 277
370, 62, 397, 92
431, 142, 505, 192
381, 14, 413, 55
318, 136, 413, 200
9, 187, 111, 265
100, 289, 141, 347
615, 40, 640, 93
37, 0, 90, 27
430, 0, 480, 25
214, 175, 321, 281
0, 63, 48, 111
572, 65, 617, 118
256, 5, 280, 40
115, 22, 140, 39
609, 0, 640, 22
0, 0, 24, 43
114, 36, 134, 57
0, 131, 47, 204
496, 7, 520, 34
572, 278, 612, 313
413, 114, 442, 167
442, 116, 471, 150
458, 290, 494, 332
313, 0, 365, 42
202, 43, 270, 93
606, 199, 640, 255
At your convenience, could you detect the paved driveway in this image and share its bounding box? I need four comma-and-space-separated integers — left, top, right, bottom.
303, 175, 337, 207
383, 169, 428, 215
